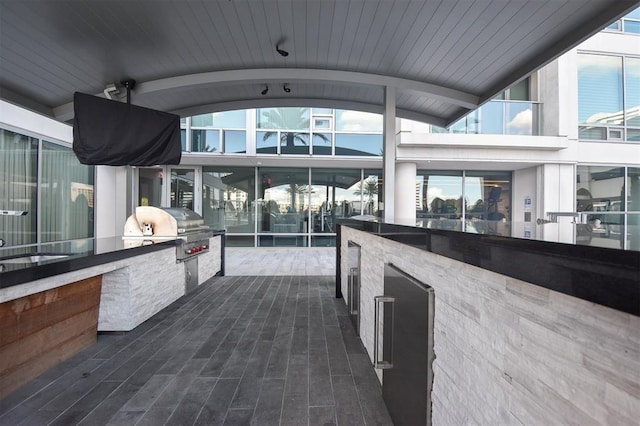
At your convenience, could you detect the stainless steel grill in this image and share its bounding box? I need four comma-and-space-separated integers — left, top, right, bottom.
123, 206, 213, 262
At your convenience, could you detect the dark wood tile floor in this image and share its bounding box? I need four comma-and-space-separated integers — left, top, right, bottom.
0, 276, 393, 426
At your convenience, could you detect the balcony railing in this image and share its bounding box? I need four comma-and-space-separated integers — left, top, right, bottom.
432, 100, 541, 136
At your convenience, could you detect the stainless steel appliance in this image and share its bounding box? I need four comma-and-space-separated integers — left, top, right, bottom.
123, 206, 213, 292
375, 263, 435, 426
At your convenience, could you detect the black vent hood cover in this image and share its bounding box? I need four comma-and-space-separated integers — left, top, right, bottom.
72, 92, 182, 166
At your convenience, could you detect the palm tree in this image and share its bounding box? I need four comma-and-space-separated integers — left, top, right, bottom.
354, 177, 378, 202
260, 108, 329, 148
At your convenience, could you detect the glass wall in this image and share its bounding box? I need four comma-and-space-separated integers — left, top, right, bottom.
258, 167, 309, 246
578, 53, 639, 141
576, 166, 640, 250
0, 129, 94, 248
182, 107, 384, 157
202, 167, 255, 244
0, 129, 38, 247
138, 168, 164, 206
310, 168, 364, 246
170, 169, 195, 210
41, 142, 94, 242
416, 170, 512, 235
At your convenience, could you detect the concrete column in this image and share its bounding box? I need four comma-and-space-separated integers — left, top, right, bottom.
383, 86, 396, 222
395, 162, 417, 226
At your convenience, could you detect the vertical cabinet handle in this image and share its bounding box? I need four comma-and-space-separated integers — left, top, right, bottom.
373, 295, 395, 369
349, 267, 358, 315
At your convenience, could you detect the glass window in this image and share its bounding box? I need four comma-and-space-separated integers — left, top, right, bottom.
194, 130, 217, 153
191, 113, 213, 127
257, 107, 310, 130
171, 169, 195, 210
258, 167, 308, 236
417, 171, 463, 222
223, 130, 246, 153
191, 129, 220, 153
313, 118, 332, 130
0, 129, 38, 247
256, 131, 278, 154
464, 171, 512, 223
335, 134, 383, 156
576, 166, 626, 249
623, 20, 640, 33
335, 110, 383, 132
180, 129, 186, 151
479, 101, 504, 134
41, 141, 94, 242
628, 129, 640, 142
202, 167, 255, 233
312, 108, 333, 115
361, 170, 382, 217
280, 132, 310, 155
312, 133, 332, 155
578, 54, 623, 126
509, 79, 530, 101
579, 126, 607, 140
625, 57, 640, 126
506, 103, 533, 135
138, 168, 164, 207
310, 168, 363, 234
212, 110, 246, 128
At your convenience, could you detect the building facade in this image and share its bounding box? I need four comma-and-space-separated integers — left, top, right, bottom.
1, 9, 639, 251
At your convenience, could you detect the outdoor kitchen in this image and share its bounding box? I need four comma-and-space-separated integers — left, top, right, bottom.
0, 208, 224, 398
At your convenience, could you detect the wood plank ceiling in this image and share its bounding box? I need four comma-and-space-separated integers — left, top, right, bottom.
0, 0, 637, 126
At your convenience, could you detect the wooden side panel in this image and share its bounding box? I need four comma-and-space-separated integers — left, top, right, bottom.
0, 275, 102, 399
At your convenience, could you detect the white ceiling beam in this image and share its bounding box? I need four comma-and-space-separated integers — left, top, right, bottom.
53, 68, 479, 121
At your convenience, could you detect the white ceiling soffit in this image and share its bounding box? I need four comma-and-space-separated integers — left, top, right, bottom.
0, 0, 638, 127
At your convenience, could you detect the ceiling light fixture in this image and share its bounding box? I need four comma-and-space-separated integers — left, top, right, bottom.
276, 43, 289, 57
261, 85, 269, 95
283, 84, 291, 93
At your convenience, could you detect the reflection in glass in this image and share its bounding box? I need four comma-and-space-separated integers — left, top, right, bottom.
310, 168, 362, 234
0, 129, 38, 247
256, 131, 278, 154
362, 170, 382, 217
257, 107, 310, 130
506, 103, 533, 135
258, 167, 308, 236
41, 142, 94, 242
335, 110, 383, 132
138, 168, 164, 207
202, 167, 255, 233
212, 110, 246, 128
223, 130, 246, 153
627, 168, 640, 251
479, 101, 504, 134
578, 54, 623, 125
335, 134, 382, 156
171, 169, 195, 210
280, 132, 310, 155
191, 129, 220, 152
464, 171, 512, 222
312, 133, 332, 155
576, 165, 626, 249
626, 57, 640, 126
416, 172, 463, 220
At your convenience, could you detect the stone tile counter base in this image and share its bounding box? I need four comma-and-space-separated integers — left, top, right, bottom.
340, 226, 640, 425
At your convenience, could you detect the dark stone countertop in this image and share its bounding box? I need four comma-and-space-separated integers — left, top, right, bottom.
0, 232, 225, 289
337, 220, 640, 317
